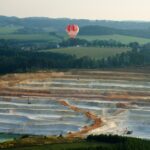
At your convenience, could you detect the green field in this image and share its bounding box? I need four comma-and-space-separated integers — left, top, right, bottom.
46, 47, 131, 59
0, 26, 22, 34
1, 31, 150, 45
1, 24, 150, 45
78, 34, 150, 44
0, 34, 62, 42
5, 142, 114, 150
1, 135, 150, 150
43, 27, 57, 32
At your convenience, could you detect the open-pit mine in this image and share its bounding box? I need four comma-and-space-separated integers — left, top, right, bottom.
0, 70, 150, 141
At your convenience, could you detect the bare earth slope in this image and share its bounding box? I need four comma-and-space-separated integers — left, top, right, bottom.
0, 69, 150, 139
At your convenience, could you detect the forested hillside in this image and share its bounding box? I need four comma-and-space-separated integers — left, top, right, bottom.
1, 16, 150, 44
0, 40, 149, 74
1, 16, 150, 30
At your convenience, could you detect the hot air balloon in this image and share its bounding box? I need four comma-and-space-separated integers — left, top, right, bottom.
66, 24, 79, 38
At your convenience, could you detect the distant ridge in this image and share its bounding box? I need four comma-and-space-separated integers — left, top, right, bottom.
79, 25, 150, 38
0, 15, 150, 30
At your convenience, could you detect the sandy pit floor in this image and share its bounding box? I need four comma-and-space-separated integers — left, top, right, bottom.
0, 70, 150, 140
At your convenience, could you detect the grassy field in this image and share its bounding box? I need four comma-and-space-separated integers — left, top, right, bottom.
0, 26, 22, 34
78, 34, 150, 44
1, 31, 150, 45
0, 135, 149, 150
46, 47, 131, 59
0, 34, 62, 42
4, 142, 114, 150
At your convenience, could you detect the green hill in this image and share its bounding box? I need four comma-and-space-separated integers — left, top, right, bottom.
1, 16, 150, 46
1, 15, 150, 30
79, 25, 150, 39
78, 34, 150, 44
1, 134, 150, 150
0, 34, 62, 42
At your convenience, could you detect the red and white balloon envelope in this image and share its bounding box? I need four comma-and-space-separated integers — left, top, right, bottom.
66, 24, 79, 38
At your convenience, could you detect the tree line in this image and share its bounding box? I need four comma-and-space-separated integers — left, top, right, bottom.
85, 134, 150, 150
0, 38, 127, 51
0, 41, 149, 74
59, 38, 126, 48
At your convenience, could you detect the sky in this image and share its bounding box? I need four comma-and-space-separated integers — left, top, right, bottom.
0, 0, 150, 21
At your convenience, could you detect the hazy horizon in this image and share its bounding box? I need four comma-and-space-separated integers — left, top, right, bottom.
0, 0, 150, 21
1, 15, 150, 22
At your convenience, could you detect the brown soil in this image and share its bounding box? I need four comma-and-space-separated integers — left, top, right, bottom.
0, 70, 149, 101
59, 99, 103, 138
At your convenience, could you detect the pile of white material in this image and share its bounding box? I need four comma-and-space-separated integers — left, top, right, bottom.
0, 97, 91, 136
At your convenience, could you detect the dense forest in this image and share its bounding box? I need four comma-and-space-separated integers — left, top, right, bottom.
85, 134, 150, 150
0, 39, 149, 74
